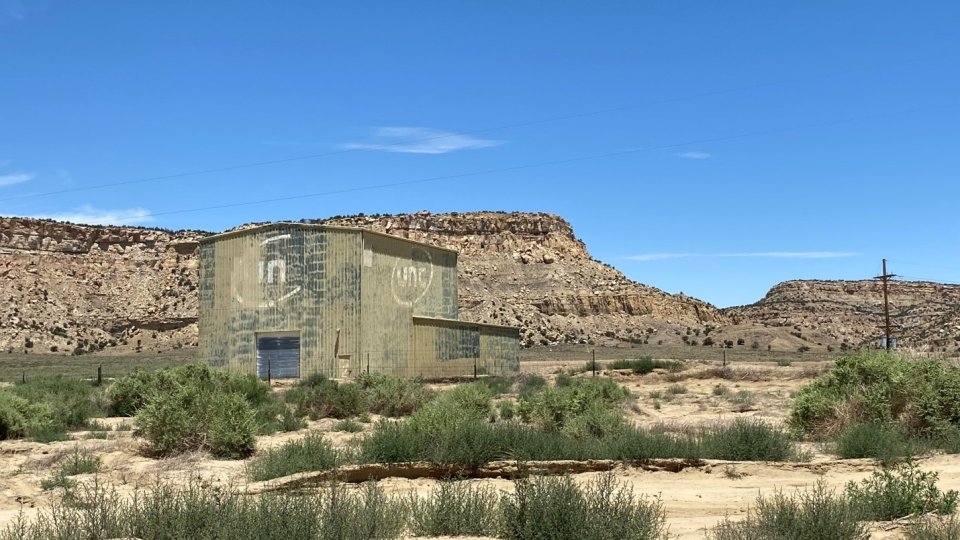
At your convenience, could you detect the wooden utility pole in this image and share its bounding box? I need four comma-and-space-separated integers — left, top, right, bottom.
875, 259, 897, 350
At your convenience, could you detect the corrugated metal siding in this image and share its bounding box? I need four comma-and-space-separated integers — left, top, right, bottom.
199, 223, 518, 379
318, 229, 362, 377
359, 231, 459, 376
412, 318, 480, 377
198, 225, 362, 378
412, 318, 520, 377
480, 324, 521, 375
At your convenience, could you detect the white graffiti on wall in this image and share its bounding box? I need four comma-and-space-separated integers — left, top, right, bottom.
258, 259, 286, 284
391, 247, 434, 307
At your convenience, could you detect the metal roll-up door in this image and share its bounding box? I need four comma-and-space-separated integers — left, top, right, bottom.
256, 334, 300, 379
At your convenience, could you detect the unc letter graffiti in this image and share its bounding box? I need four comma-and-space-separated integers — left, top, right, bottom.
391, 247, 433, 307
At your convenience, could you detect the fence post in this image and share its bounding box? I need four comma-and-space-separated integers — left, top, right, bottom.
473, 357, 477, 380
21, 370, 25, 384
366, 352, 370, 374
592, 349, 597, 377
722, 350, 726, 367
97, 364, 102, 386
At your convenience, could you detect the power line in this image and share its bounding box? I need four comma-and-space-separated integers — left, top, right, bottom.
111, 99, 960, 221
0, 52, 950, 204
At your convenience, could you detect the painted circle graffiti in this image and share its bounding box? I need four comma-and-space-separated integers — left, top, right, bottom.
391, 247, 434, 307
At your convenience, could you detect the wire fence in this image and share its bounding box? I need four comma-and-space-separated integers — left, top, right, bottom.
0, 343, 853, 384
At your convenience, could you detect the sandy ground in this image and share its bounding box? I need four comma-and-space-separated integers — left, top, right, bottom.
0, 361, 953, 538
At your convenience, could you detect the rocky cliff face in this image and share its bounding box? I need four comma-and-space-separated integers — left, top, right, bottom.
0, 212, 724, 355
725, 279, 960, 352
0, 217, 204, 355
3, 212, 957, 356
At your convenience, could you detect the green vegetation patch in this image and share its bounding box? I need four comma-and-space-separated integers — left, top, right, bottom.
789, 352, 960, 440
247, 432, 347, 482
0, 376, 106, 442
606, 357, 683, 375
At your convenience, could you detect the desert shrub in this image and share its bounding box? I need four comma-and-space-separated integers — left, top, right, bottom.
247, 432, 347, 481
516, 374, 547, 396
441, 383, 494, 417
357, 373, 434, 417
39, 472, 76, 491
3, 479, 407, 540
332, 419, 363, 433
709, 481, 864, 540
58, 447, 102, 476
361, 404, 796, 467
287, 378, 367, 420
789, 352, 960, 440
607, 358, 682, 375
666, 384, 687, 395
123, 366, 268, 418
699, 419, 795, 462
498, 400, 517, 420
833, 422, 918, 461
518, 377, 629, 432
559, 404, 628, 440
408, 480, 500, 537
11, 376, 103, 435
41, 447, 102, 492
254, 398, 305, 434
501, 473, 667, 540
729, 390, 756, 408
479, 376, 515, 396
907, 516, 960, 539
845, 462, 958, 521
0, 392, 58, 440
136, 384, 256, 458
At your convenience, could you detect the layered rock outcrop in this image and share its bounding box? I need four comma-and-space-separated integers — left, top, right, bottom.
3, 212, 957, 355
725, 279, 960, 351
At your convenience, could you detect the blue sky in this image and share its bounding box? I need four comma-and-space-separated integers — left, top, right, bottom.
1, 1, 958, 307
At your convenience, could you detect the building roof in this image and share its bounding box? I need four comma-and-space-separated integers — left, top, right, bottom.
199, 222, 459, 254
412, 315, 520, 332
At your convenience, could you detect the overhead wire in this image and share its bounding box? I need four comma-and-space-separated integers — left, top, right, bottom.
115, 99, 960, 221
0, 51, 950, 204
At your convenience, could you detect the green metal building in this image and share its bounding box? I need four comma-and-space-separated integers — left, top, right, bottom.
198, 223, 520, 379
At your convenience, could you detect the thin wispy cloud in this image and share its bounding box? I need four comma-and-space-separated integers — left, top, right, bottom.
343, 127, 501, 154
0, 172, 34, 187
0, 0, 25, 25
676, 151, 711, 159
623, 251, 859, 261
28, 205, 153, 226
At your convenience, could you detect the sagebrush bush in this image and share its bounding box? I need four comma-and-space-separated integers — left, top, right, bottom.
247, 432, 347, 481
516, 374, 547, 396
709, 481, 865, 540
606, 358, 682, 375
833, 422, 918, 462
3, 474, 668, 540
906, 516, 960, 539
4, 376, 104, 440
3, 479, 407, 540
846, 462, 958, 521
501, 473, 667, 540
332, 419, 363, 433
286, 377, 367, 419
407, 480, 500, 537
0, 392, 55, 440
136, 385, 256, 458
518, 376, 629, 432
699, 419, 795, 462
789, 352, 960, 439
358, 373, 434, 417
